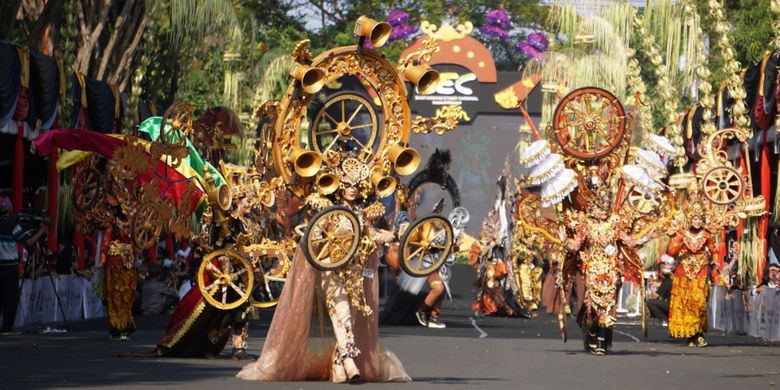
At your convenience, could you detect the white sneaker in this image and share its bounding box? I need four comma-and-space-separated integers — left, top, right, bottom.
427, 317, 446, 329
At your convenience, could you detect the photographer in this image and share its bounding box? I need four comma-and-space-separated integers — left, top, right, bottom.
0, 196, 48, 335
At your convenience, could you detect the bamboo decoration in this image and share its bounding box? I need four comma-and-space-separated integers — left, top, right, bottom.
706, 0, 751, 135
633, 15, 686, 167
58, 0, 79, 128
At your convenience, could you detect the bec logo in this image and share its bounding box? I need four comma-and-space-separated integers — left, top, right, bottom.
433, 72, 477, 95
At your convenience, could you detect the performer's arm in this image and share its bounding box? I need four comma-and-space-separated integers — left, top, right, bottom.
667, 232, 684, 256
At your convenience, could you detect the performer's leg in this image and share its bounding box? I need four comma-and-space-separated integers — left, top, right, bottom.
321, 271, 360, 382
593, 326, 609, 356
230, 305, 252, 360
531, 266, 543, 312
424, 278, 446, 328
419, 274, 445, 328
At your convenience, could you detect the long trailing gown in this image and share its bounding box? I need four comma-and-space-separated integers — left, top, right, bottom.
237, 244, 410, 382
667, 228, 718, 339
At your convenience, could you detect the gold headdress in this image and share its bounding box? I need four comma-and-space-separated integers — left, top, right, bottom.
587, 185, 613, 216
686, 200, 707, 221
336, 157, 370, 186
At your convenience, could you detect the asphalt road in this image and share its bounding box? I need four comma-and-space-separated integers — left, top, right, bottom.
1, 266, 778, 390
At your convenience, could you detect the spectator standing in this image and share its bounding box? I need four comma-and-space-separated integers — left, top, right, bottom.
0, 196, 47, 334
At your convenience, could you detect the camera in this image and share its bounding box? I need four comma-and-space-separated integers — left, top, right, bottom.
15, 208, 50, 231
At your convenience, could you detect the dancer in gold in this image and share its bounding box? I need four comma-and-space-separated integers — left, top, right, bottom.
667, 200, 719, 347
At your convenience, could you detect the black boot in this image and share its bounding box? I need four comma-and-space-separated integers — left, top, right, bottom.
592, 327, 608, 356
583, 325, 598, 352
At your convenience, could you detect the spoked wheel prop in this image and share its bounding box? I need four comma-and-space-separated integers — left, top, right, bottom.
398, 215, 454, 277
303, 205, 362, 271
131, 203, 164, 250
74, 167, 103, 212
626, 188, 659, 214
309, 91, 379, 154
198, 249, 254, 310
552, 87, 626, 160
702, 166, 744, 205
243, 244, 290, 309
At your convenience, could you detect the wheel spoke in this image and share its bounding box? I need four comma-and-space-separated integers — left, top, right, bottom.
414, 250, 427, 272
341, 99, 346, 122
349, 123, 373, 130
347, 104, 363, 125
229, 282, 246, 298
316, 242, 331, 261
207, 262, 224, 277
323, 112, 339, 126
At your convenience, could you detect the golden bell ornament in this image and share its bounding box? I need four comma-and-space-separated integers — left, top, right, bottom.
289, 63, 326, 94
403, 64, 439, 95
208, 184, 233, 211
315, 172, 339, 195
371, 167, 397, 198
387, 144, 420, 176
354, 16, 392, 48
289, 146, 322, 178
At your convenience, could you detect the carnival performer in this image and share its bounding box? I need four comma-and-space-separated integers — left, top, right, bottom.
154, 186, 260, 359
557, 186, 639, 355
667, 200, 719, 347
512, 228, 543, 315
102, 186, 137, 341
237, 155, 409, 383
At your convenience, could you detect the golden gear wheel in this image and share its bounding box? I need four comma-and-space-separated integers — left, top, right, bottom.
399, 215, 453, 277
242, 242, 290, 309
197, 249, 255, 310
702, 166, 744, 205
272, 46, 412, 184
552, 87, 626, 160
74, 167, 103, 212
303, 205, 362, 271
131, 202, 166, 250
309, 92, 379, 155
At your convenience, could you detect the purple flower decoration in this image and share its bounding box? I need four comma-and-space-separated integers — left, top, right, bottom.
387, 9, 410, 26
390, 24, 417, 41
479, 24, 509, 39
485, 9, 511, 29
516, 31, 549, 60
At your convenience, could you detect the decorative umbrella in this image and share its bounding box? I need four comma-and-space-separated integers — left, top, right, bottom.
541, 169, 578, 208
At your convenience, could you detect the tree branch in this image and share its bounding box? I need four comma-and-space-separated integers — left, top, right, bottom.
96, 0, 137, 79
114, 14, 147, 90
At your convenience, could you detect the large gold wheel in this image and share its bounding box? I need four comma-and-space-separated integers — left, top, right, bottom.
702, 166, 743, 205
131, 202, 163, 250
74, 167, 103, 212
197, 249, 254, 310
309, 92, 379, 155
399, 215, 453, 277
552, 87, 626, 160
273, 47, 410, 183
303, 205, 362, 271
242, 243, 290, 309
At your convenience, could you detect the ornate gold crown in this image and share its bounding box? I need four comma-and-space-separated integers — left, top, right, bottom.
686, 200, 707, 220
587, 185, 613, 215
336, 157, 370, 186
